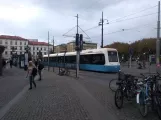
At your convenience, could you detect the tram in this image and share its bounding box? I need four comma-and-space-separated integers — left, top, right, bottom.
43, 48, 120, 72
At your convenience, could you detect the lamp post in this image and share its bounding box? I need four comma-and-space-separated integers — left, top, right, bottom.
98, 11, 109, 48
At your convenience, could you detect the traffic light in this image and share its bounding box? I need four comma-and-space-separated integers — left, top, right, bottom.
75, 33, 79, 46
80, 34, 83, 50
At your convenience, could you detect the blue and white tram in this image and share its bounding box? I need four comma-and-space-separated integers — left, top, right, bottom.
43, 48, 120, 72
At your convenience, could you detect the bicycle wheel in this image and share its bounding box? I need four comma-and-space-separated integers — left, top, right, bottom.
137, 90, 148, 117
154, 95, 161, 119
115, 89, 123, 109
109, 79, 118, 92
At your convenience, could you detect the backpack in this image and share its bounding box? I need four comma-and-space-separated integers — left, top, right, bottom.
38, 63, 44, 70
32, 67, 37, 76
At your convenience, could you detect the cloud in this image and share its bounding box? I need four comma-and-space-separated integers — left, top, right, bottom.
0, 0, 159, 47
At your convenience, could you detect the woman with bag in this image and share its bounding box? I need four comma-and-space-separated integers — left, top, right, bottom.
26, 61, 37, 90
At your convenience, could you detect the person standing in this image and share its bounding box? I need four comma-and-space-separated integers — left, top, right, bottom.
9, 59, 13, 68
38, 59, 44, 81
26, 61, 37, 90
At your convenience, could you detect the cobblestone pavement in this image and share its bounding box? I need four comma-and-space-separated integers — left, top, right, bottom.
1, 70, 116, 120
1, 65, 159, 120
0, 66, 28, 110
76, 66, 159, 120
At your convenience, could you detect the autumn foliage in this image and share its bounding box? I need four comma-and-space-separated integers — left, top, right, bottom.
104, 38, 157, 60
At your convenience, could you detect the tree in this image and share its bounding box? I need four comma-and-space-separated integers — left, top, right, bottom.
104, 38, 157, 59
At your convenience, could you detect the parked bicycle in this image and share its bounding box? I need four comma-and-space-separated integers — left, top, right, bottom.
136, 72, 161, 119
59, 68, 70, 76
114, 71, 138, 109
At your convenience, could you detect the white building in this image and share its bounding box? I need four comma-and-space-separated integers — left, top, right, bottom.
28, 41, 53, 59
0, 35, 53, 59
0, 35, 28, 59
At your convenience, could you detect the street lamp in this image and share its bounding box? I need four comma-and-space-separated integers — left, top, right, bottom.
98, 12, 109, 48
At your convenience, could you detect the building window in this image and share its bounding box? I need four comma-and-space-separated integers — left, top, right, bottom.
24, 42, 26, 45
44, 52, 46, 55
41, 48, 42, 50
20, 52, 22, 54
5, 41, 8, 45
20, 42, 22, 45
33, 47, 35, 50
10, 41, 12, 45
0, 40, 2, 44
44, 48, 46, 51
33, 52, 35, 55
37, 47, 39, 50
20, 46, 22, 50
5, 51, 7, 55
15, 41, 17, 45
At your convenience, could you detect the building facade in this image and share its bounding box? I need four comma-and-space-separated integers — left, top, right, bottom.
0, 35, 28, 59
54, 41, 97, 53
0, 35, 53, 59
54, 44, 67, 53
28, 41, 53, 59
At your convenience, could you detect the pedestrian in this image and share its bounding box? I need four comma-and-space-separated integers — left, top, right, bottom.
35, 59, 38, 68
9, 59, 13, 68
26, 61, 37, 90
38, 59, 44, 81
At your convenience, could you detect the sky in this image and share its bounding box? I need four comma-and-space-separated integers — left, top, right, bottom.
0, 0, 159, 47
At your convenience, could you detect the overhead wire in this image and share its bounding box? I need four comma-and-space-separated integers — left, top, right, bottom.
82, 5, 158, 32
90, 23, 156, 38
62, 26, 76, 36
109, 12, 158, 24
109, 5, 157, 22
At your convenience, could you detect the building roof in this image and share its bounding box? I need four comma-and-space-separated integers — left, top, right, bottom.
28, 41, 52, 46
0, 35, 28, 41
28, 39, 38, 42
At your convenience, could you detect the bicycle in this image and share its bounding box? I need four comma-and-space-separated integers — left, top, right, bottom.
136, 72, 161, 119
109, 78, 118, 92
115, 72, 138, 109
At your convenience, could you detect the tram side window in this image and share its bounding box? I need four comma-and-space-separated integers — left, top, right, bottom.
80, 55, 92, 64
108, 51, 118, 62
49, 57, 53, 62
70, 56, 76, 63
59, 56, 64, 63
92, 54, 105, 65
65, 56, 70, 63
44, 57, 47, 62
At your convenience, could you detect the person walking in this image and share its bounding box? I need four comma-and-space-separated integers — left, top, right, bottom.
26, 61, 37, 90
34, 59, 38, 68
38, 59, 44, 81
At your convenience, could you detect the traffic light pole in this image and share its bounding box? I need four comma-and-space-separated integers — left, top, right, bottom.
48, 31, 50, 71
76, 14, 80, 78
156, 1, 160, 70
101, 11, 104, 48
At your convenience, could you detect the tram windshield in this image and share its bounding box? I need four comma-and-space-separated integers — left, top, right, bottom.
108, 51, 118, 62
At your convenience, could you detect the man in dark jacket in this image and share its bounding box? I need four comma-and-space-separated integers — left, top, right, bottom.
38, 59, 44, 81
